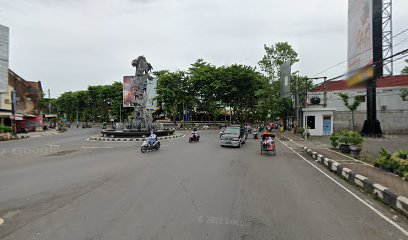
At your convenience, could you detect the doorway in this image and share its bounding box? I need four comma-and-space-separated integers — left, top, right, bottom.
323, 116, 332, 135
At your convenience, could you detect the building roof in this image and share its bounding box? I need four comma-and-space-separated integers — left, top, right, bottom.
311, 75, 408, 92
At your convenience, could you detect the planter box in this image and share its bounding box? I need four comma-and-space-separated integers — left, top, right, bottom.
350, 145, 361, 158
339, 144, 351, 154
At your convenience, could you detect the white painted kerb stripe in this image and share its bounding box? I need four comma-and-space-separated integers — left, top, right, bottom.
278, 139, 408, 237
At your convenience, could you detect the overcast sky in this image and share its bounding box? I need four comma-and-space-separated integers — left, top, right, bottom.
1, 0, 407, 96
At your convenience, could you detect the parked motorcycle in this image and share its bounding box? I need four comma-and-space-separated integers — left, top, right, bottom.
189, 132, 200, 143
141, 138, 160, 153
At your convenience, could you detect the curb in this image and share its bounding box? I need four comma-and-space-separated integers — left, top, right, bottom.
88, 134, 185, 142
286, 134, 408, 218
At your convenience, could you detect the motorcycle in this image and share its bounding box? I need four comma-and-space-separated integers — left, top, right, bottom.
141, 138, 161, 153
189, 132, 200, 143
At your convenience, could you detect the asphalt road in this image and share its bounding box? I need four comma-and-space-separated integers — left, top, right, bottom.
0, 128, 408, 239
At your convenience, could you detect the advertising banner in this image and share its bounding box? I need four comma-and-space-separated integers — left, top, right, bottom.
347, 0, 373, 86
280, 61, 291, 98
123, 76, 140, 107
146, 78, 158, 111
0, 24, 9, 93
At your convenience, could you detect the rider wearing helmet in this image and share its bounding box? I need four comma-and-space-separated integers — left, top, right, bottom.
148, 131, 157, 147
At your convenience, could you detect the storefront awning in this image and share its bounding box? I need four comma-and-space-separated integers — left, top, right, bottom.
0, 111, 12, 117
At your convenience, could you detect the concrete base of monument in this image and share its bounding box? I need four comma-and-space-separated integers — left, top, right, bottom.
89, 132, 184, 142
100, 129, 175, 138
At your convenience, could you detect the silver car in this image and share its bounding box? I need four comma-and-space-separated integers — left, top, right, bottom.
220, 126, 246, 148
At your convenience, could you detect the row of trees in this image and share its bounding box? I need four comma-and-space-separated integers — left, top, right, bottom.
49, 42, 312, 125
44, 82, 134, 123
154, 42, 312, 124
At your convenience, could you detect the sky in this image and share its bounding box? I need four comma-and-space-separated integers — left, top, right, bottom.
0, 0, 407, 96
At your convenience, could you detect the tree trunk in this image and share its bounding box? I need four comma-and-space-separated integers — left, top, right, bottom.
351, 110, 355, 131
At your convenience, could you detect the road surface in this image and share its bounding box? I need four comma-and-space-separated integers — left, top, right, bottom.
0, 128, 407, 239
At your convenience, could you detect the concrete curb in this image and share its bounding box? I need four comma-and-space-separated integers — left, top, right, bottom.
287, 135, 408, 218
88, 134, 185, 142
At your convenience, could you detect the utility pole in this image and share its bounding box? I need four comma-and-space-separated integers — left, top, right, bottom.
76, 107, 79, 127
323, 77, 328, 107
119, 104, 122, 123
362, 0, 383, 136
11, 89, 16, 137
48, 89, 51, 114
304, 76, 327, 140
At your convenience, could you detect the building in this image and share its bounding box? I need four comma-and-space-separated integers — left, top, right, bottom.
303, 75, 408, 135
8, 69, 44, 131
0, 84, 13, 126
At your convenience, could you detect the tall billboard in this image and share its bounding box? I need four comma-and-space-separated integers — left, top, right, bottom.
0, 25, 9, 93
123, 76, 141, 107
123, 76, 158, 110
347, 0, 373, 86
146, 78, 157, 111
280, 61, 291, 98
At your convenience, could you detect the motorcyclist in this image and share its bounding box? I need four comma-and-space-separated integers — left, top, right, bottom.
148, 131, 157, 147
191, 128, 199, 140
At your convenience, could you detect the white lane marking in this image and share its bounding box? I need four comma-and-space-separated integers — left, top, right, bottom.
278, 139, 408, 237
81, 146, 115, 149
324, 147, 374, 167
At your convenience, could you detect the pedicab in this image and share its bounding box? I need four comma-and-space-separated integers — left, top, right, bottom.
260, 131, 276, 155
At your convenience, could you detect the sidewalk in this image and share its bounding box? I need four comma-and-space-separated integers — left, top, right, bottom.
297, 134, 408, 164
281, 131, 408, 216
18, 129, 61, 139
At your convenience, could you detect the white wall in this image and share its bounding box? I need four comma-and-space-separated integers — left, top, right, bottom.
303, 109, 334, 136
306, 86, 408, 134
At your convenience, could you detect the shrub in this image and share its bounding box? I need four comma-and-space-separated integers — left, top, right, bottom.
375, 148, 408, 176
348, 131, 363, 146
0, 126, 12, 133
337, 130, 351, 145
297, 127, 305, 134
329, 132, 339, 148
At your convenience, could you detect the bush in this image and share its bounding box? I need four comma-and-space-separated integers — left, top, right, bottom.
297, 127, 305, 134
329, 132, 339, 148
375, 148, 408, 177
348, 131, 363, 146
337, 130, 351, 145
0, 126, 12, 133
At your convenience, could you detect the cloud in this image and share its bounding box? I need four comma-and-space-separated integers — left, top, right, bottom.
0, 0, 407, 96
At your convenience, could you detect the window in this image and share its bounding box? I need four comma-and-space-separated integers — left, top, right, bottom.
307, 116, 315, 129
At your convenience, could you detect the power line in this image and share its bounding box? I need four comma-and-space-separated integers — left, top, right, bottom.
325, 47, 408, 82
312, 28, 408, 77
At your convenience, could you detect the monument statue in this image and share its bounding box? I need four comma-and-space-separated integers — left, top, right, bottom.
131, 56, 154, 130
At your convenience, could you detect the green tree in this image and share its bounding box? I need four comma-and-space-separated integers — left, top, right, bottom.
338, 93, 362, 131
257, 42, 300, 126
402, 60, 408, 74
155, 70, 190, 124
258, 42, 299, 81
